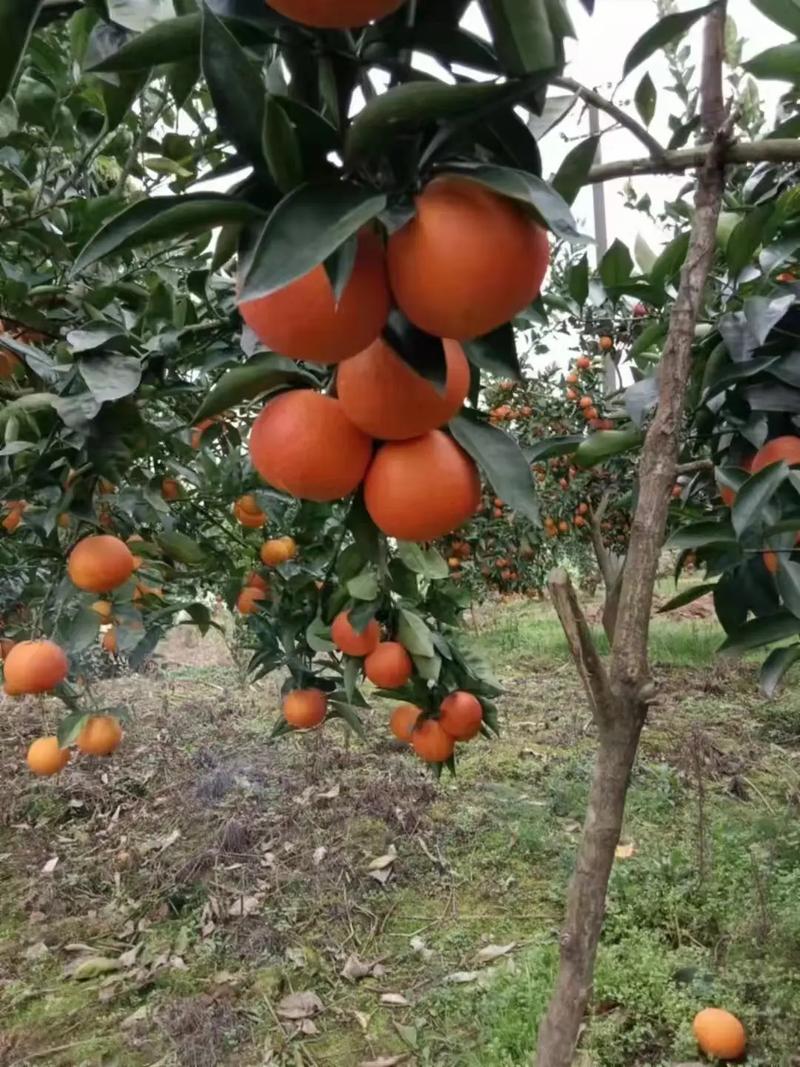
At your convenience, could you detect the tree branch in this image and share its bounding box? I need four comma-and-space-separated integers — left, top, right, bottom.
586, 137, 800, 184
553, 76, 666, 160
676, 459, 714, 475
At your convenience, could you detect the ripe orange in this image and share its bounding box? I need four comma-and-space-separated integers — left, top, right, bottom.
751, 435, 800, 474
77, 715, 123, 756
337, 337, 470, 440
239, 230, 390, 364
161, 477, 180, 502
364, 430, 481, 541
577, 356, 592, 369
579, 396, 592, 409
558, 520, 569, 533
387, 177, 549, 340
439, 691, 482, 740
249, 390, 373, 502
3, 640, 68, 695
764, 550, 779, 574
260, 536, 298, 566
2, 506, 22, 533
331, 611, 380, 657
578, 503, 589, 515
390, 703, 422, 741
365, 642, 413, 688
27, 736, 70, 776
574, 515, 586, 527
101, 627, 118, 654
692, 1008, 746, 1060
57, 512, 72, 529
411, 719, 455, 763
583, 406, 598, 421
245, 570, 270, 594
91, 599, 114, 620
598, 336, 613, 351
448, 556, 461, 568
67, 535, 134, 593
237, 586, 267, 614
283, 688, 327, 729
565, 373, 579, 385
233, 494, 267, 527
266, 0, 404, 28
191, 416, 220, 449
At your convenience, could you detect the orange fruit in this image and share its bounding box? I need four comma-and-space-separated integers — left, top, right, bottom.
91, 600, 113, 620
283, 688, 327, 729
387, 177, 549, 340
260, 536, 298, 566
579, 396, 592, 409
337, 337, 470, 440
27, 736, 70, 777
245, 571, 270, 594
558, 520, 569, 533
239, 230, 390, 364
598, 336, 613, 351
2, 506, 22, 533
331, 611, 380, 657
692, 1008, 746, 1060
751, 435, 800, 474
3, 640, 68, 695
191, 417, 220, 449
576, 356, 592, 369
249, 390, 373, 502
764, 549, 779, 574
265, 0, 404, 27
57, 513, 72, 529
101, 627, 117, 654
237, 586, 267, 614
0, 350, 21, 379
411, 719, 455, 763
364, 430, 481, 541
77, 715, 123, 756
390, 703, 422, 741
67, 535, 134, 593
439, 691, 483, 740
233, 495, 267, 527
565, 373, 579, 385
583, 406, 598, 421
161, 477, 180, 502
365, 642, 413, 688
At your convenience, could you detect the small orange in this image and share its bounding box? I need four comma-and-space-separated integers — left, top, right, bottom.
565, 373, 579, 385
27, 736, 70, 777
67, 535, 134, 593
57, 513, 72, 529
764, 550, 779, 574
439, 691, 483, 740
576, 356, 592, 369
161, 477, 180, 502
237, 586, 267, 615
598, 336, 613, 351
411, 719, 455, 763
390, 703, 422, 742
751, 435, 800, 474
245, 571, 270, 594
283, 688, 327, 729
234, 496, 267, 527
692, 1008, 746, 1060
331, 611, 380, 657
260, 536, 297, 567
91, 600, 113, 620
364, 642, 413, 689
101, 627, 117, 655
579, 396, 592, 409
76, 715, 123, 756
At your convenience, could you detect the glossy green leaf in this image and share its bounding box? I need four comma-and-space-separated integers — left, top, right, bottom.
599, 239, 634, 289
397, 609, 435, 658
719, 611, 800, 655
347, 566, 379, 601
193, 354, 318, 422
80, 354, 142, 404
57, 711, 89, 748
634, 71, 657, 126
464, 324, 520, 380
551, 134, 600, 206
567, 254, 589, 306
450, 412, 539, 524
727, 204, 774, 276
751, 0, 800, 35
777, 559, 800, 620
759, 643, 800, 697
743, 42, 800, 82
263, 95, 303, 193
623, 3, 716, 78
67, 607, 101, 653
658, 582, 718, 613
239, 182, 386, 301
480, 0, 573, 75
157, 530, 205, 566
88, 13, 198, 71
650, 232, 689, 291
668, 520, 738, 551
525, 434, 583, 463
0, 0, 44, 101
731, 461, 787, 538
575, 427, 643, 469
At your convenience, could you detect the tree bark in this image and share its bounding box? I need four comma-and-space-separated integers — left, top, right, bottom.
534, 7, 728, 1066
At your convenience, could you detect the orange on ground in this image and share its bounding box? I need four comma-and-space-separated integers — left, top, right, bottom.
751, 435, 800, 474
364, 429, 481, 541
764, 550, 779, 574
331, 611, 380, 657
239, 230, 389, 364
364, 642, 413, 689
101, 627, 117, 655
283, 688, 327, 729
245, 571, 270, 593
260, 536, 297, 567
27, 736, 70, 777
3, 640, 68, 695
161, 477, 180, 502
692, 1008, 746, 1060
92, 599, 113, 620
337, 337, 470, 440
266, 0, 404, 28
439, 691, 483, 740
411, 719, 455, 763
76, 715, 123, 756
387, 176, 549, 340
67, 535, 134, 593
237, 586, 267, 615
390, 703, 421, 742
249, 390, 373, 502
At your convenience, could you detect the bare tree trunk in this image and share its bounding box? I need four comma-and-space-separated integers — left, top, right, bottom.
534, 8, 728, 1065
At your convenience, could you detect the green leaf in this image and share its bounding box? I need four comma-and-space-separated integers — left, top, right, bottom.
634, 72, 657, 127
524, 434, 583, 463
347, 492, 383, 567
759, 643, 800, 697
343, 655, 360, 704
347, 566, 379, 601
306, 612, 335, 653
201, 5, 266, 169
668, 520, 737, 550
731, 461, 787, 538
449, 412, 539, 524
68, 607, 101, 653
464, 324, 520, 380
567, 254, 589, 306
575, 427, 643, 469
397, 609, 435, 658
480, 0, 573, 75
382, 310, 447, 391
743, 42, 800, 82
156, 530, 205, 566
442, 163, 586, 242
239, 182, 386, 301
57, 711, 89, 748
650, 232, 690, 291
73, 195, 264, 273
328, 701, 366, 739
623, 3, 717, 78
777, 559, 800, 619
88, 13, 199, 72
345, 79, 514, 165
80, 354, 142, 404
599, 239, 634, 289
727, 204, 773, 276
263, 94, 303, 193
719, 611, 800, 655
0, 0, 44, 101
551, 135, 600, 206
396, 542, 449, 580
658, 582, 718, 613
193, 354, 318, 422
751, 0, 800, 35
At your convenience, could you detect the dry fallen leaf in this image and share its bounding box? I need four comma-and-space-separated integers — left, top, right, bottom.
228, 894, 262, 918
23, 941, 49, 961
369, 866, 393, 885
409, 935, 432, 961
313, 846, 327, 866
615, 842, 636, 860
66, 956, 123, 981
341, 954, 375, 982
379, 992, 409, 1006
353, 1009, 370, 1032
317, 783, 340, 799
368, 845, 397, 871
41, 856, 59, 874
118, 944, 140, 968
360, 1056, 408, 1067
121, 1005, 149, 1030
476, 942, 516, 964
445, 970, 480, 984
276, 991, 324, 1020
293, 785, 314, 807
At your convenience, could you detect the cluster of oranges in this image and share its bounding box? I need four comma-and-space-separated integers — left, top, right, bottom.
489, 381, 534, 425
236, 533, 298, 614
390, 691, 484, 763
238, 174, 549, 542
564, 354, 614, 432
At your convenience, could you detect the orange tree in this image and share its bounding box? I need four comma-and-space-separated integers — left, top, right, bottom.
3, 2, 800, 1065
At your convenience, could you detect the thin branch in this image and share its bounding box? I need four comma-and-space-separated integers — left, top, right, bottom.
553, 76, 666, 160
589, 489, 615, 590
676, 459, 714, 475
586, 138, 800, 184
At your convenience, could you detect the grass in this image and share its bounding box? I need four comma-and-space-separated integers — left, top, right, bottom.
1, 596, 800, 1064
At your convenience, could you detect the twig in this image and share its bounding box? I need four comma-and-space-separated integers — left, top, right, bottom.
553, 75, 666, 160
676, 459, 714, 475
586, 138, 800, 185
